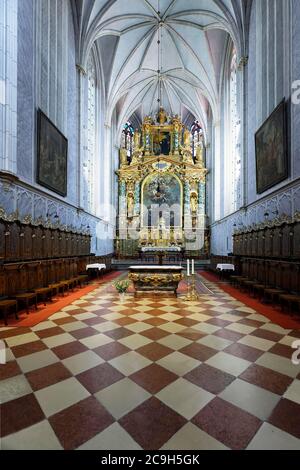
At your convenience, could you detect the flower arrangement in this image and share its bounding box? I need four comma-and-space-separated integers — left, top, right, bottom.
114, 279, 130, 294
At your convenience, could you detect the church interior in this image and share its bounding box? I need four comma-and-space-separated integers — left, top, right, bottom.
1, 0, 300, 451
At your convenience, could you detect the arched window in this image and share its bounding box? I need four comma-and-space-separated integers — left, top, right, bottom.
191, 120, 204, 161
86, 54, 97, 213
122, 121, 134, 162
229, 51, 241, 210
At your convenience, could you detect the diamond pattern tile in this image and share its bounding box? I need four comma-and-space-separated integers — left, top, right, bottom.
1, 272, 300, 449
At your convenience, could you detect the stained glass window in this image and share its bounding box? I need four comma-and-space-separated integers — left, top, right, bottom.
191, 120, 203, 161
122, 121, 134, 161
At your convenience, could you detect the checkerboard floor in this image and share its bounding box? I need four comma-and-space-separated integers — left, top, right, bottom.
1, 274, 300, 450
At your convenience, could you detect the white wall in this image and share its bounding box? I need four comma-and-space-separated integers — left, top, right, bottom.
211, 0, 300, 255
0, 0, 114, 256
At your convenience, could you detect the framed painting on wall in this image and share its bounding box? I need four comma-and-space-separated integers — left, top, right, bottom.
255, 99, 288, 194
37, 109, 68, 197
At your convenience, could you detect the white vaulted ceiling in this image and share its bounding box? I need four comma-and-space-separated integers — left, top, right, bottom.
71, 0, 252, 134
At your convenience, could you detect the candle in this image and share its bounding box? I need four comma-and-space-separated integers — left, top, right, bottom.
187, 259, 190, 277
192, 259, 195, 275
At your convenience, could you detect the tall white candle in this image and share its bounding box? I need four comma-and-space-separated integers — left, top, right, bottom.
187, 259, 190, 277
192, 259, 195, 275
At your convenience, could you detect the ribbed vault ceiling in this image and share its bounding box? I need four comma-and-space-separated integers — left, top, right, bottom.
71, 0, 252, 134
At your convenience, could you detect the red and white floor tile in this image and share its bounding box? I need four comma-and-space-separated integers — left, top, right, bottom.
1, 274, 300, 450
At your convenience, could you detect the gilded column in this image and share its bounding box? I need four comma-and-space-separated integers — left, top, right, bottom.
119, 180, 127, 215
134, 182, 140, 216
198, 181, 206, 215
173, 130, 179, 153
184, 181, 192, 231
143, 120, 152, 155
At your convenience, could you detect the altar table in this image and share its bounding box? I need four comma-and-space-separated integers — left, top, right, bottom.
129, 265, 184, 296
216, 264, 235, 271
86, 264, 106, 271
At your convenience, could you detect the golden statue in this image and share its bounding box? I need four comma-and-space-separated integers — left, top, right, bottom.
157, 107, 167, 125
134, 130, 141, 149
159, 215, 166, 230
190, 192, 198, 213
183, 127, 190, 147
127, 193, 134, 218
195, 145, 204, 167
120, 148, 128, 167
173, 120, 180, 133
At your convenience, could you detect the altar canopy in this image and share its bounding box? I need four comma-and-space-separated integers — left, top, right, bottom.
116, 110, 209, 258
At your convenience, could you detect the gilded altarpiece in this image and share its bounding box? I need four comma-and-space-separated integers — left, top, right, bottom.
116, 110, 209, 258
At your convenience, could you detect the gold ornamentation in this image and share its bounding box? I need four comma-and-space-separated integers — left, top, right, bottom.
117, 112, 209, 255
120, 148, 128, 167
129, 273, 183, 287
190, 192, 198, 213
183, 274, 201, 301
127, 193, 134, 218
183, 127, 190, 147
157, 108, 168, 125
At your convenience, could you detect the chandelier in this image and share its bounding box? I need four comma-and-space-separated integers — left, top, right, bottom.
157, 0, 163, 111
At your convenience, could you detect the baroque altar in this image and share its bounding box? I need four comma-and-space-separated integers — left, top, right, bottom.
129, 265, 184, 296
116, 109, 209, 258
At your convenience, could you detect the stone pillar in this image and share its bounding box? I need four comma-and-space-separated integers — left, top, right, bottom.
213, 121, 221, 221
103, 123, 112, 220
77, 65, 87, 209
0, 0, 18, 174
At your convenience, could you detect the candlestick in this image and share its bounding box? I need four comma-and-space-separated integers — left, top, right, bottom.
192, 259, 195, 275
182, 273, 201, 301
187, 259, 190, 277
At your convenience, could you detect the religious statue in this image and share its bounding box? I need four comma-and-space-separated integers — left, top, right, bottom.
127, 193, 134, 218
120, 148, 128, 167
157, 107, 167, 125
159, 215, 166, 230
134, 130, 141, 149
183, 127, 190, 147
204, 234, 210, 254
190, 192, 198, 213
195, 145, 204, 167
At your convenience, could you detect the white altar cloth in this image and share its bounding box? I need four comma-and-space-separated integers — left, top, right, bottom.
141, 247, 181, 252
130, 265, 183, 270
86, 263, 106, 271
216, 264, 235, 271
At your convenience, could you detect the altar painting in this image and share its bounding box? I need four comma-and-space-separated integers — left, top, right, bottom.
142, 174, 182, 227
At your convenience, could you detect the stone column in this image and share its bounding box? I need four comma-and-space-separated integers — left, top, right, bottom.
0, 0, 18, 174
213, 121, 221, 221
76, 64, 87, 209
